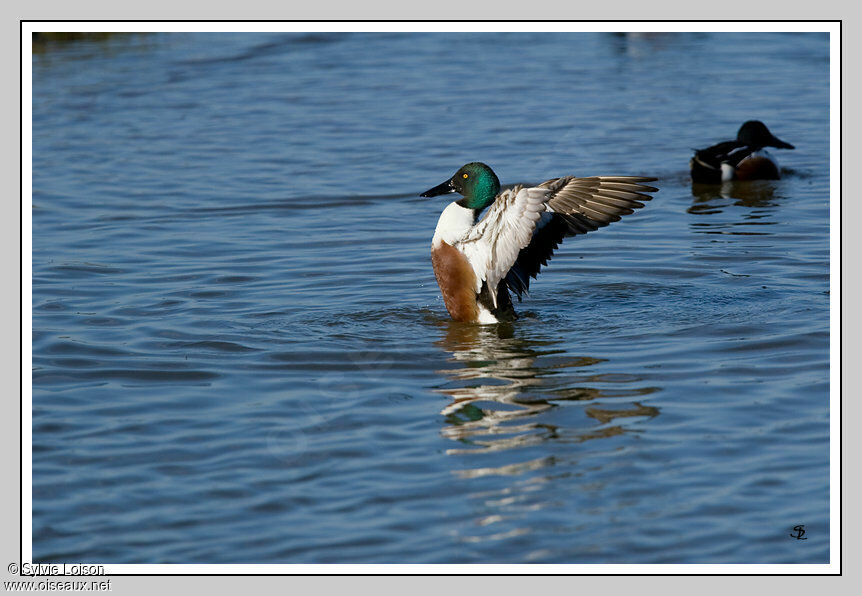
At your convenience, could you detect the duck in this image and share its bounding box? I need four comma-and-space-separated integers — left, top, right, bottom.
421, 162, 658, 324
690, 120, 794, 183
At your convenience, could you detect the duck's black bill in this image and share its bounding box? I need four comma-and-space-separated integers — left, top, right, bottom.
770, 136, 795, 150
421, 179, 456, 197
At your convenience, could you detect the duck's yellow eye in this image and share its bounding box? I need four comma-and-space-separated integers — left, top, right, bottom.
462, 173, 469, 179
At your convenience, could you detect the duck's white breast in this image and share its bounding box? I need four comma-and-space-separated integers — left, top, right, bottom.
432, 202, 475, 248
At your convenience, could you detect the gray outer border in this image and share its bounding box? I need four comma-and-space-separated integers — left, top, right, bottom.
8, 3, 852, 593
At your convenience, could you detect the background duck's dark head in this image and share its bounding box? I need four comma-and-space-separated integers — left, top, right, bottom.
737, 120, 794, 150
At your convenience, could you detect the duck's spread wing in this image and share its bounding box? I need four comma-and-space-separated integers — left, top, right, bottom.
457, 185, 550, 307
542, 176, 657, 229
505, 176, 658, 299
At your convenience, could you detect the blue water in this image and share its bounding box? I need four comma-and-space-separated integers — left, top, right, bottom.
31, 31, 830, 564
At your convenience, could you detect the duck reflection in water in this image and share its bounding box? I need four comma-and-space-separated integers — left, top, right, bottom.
689, 179, 783, 214
433, 321, 660, 471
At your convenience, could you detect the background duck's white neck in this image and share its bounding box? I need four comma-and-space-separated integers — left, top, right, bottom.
431, 202, 476, 247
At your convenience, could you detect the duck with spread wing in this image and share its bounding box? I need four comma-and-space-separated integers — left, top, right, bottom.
421, 162, 658, 323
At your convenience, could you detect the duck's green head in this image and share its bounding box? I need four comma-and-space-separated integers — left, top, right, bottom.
420, 162, 501, 210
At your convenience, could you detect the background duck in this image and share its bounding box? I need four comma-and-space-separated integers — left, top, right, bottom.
421, 162, 658, 324
690, 120, 794, 183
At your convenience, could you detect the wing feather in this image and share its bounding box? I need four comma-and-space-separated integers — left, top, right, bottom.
504, 175, 657, 299
457, 186, 550, 307
693, 140, 747, 169
458, 175, 658, 306
545, 176, 657, 232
